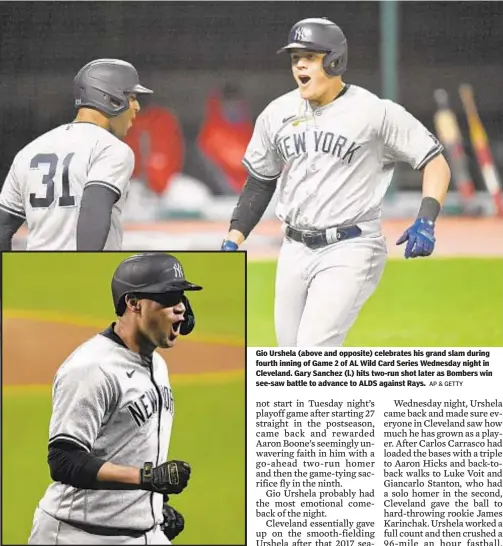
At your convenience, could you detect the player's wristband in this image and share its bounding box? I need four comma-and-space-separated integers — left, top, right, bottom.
140, 462, 154, 488
417, 197, 440, 222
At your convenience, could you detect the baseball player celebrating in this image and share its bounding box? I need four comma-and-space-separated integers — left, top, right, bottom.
0, 58, 152, 251
221, 18, 451, 347
28, 253, 202, 544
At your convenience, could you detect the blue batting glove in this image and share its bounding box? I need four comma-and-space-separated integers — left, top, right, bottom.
221, 240, 239, 251
396, 217, 435, 259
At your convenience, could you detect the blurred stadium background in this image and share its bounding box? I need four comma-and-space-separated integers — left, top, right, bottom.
1, 1, 503, 254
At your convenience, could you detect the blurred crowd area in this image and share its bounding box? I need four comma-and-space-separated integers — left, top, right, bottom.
1, 1, 502, 221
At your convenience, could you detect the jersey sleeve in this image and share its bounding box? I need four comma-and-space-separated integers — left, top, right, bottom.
0, 158, 26, 220
379, 100, 444, 170
86, 143, 135, 199
242, 110, 282, 182
48, 362, 119, 453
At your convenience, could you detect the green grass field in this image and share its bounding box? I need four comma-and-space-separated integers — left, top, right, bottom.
2, 252, 245, 545
247, 258, 503, 346
2, 252, 245, 343
2, 375, 245, 545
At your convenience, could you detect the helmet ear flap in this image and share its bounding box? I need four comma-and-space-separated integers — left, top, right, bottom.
322, 49, 348, 77
179, 295, 195, 336
116, 296, 127, 316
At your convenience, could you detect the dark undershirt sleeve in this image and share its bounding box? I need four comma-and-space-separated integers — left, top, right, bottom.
76, 184, 119, 251
229, 175, 277, 238
48, 440, 106, 489
0, 208, 25, 250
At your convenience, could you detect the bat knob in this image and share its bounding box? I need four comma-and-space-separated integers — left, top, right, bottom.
434, 88, 449, 108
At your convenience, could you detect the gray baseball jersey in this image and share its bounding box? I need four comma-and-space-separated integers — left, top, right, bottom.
37, 326, 174, 531
243, 84, 443, 230
0, 123, 134, 250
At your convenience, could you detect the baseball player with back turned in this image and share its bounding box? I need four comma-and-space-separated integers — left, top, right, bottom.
221, 18, 451, 347
0, 58, 152, 251
28, 253, 202, 545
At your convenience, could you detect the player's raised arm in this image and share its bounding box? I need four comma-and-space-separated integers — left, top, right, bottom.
379, 99, 451, 258
221, 110, 281, 250
76, 144, 134, 250
0, 159, 26, 250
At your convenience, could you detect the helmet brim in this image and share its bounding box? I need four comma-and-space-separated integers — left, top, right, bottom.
115, 279, 203, 302
277, 42, 332, 54
138, 279, 203, 292
167, 280, 204, 292
130, 83, 154, 95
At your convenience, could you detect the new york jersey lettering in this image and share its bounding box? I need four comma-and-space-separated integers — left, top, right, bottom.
243, 84, 443, 228
127, 385, 174, 427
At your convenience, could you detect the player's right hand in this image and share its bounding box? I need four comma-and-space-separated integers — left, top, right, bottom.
140, 460, 191, 494
221, 239, 239, 251
161, 499, 185, 540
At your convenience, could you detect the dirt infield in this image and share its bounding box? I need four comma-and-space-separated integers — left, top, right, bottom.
3, 318, 244, 386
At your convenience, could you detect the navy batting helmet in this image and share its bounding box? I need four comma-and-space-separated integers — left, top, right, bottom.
112, 253, 203, 317
278, 18, 348, 77
74, 58, 153, 116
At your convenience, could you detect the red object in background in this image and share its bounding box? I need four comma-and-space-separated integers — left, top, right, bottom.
125, 106, 184, 195
197, 91, 253, 193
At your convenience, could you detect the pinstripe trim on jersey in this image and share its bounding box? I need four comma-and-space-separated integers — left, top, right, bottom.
85, 180, 122, 198
49, 434, 91, 452
242, 158, 280, 182
415, 144, 444, 171
0, 203, 26, 219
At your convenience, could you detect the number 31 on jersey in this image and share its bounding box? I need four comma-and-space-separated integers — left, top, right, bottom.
30, 153, 76, 208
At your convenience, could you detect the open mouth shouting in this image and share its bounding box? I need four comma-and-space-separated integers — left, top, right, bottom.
298, 75, 311, 87
169, 318, 184, 341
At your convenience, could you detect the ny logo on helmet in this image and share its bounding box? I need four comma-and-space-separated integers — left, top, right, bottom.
173, 263, 184, 278
294, 26, 312, 42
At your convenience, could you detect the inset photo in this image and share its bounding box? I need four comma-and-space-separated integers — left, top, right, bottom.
2, 251, 245, 545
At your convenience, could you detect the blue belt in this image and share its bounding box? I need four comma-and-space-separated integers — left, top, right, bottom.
285, 225, 362, 249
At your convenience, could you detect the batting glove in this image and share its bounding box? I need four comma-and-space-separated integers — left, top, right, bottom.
161, 497, 185, 541
221, 240, 239, 251
396, 217, 436, 259
140, 460, 191, 494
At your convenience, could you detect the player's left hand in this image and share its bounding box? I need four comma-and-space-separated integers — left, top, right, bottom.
161, 497, 185, 541
396, 217, 436, 259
